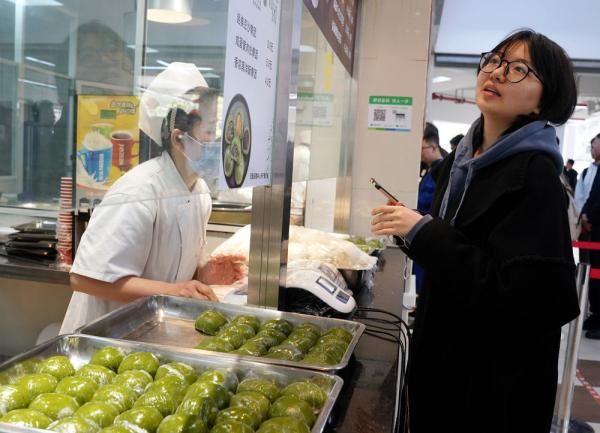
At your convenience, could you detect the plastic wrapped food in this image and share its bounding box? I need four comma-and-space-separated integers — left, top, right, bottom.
322, 327, 353, 344
210, 225, 377, 272
220, 323, 256, 341
214, 406, 261, 429
112, 370, 153, 397
75, 365, 116, 387
89, 347, 125, 372
236, 378, 280, 403
155, 362, 198, 386
216, 329, 246, 350
208, 420, 252, 433
231, 315, 261, 332
0, 408, 52, 428
194, 310, 229, 336
255, 416, 310, 433
75, 401, 120, 428
29, 392, 80, 420
232, 341, 267, 357
47, 415, 98, 433
228, 391, 270, 421
55, 376, 98, 405
176, 395, 218, 426
91, 384, 136, 413
35, 356, 76, 381
292, 324, 321, 340
195, 338, 234, 353
281, 381, 327, 410
146, 375, 187, 405
184, 381, 230, 410
133, 391, 178, 417
254, 329, 287, 346
265, 345, 303, 362
118, 352, 160, 376
282, 335, 315, 354
114, 406, 164, 433
259, 319, 293, 336
157, 413, 207, 433
15, 373, 58, 403
98, 425, 138, 433
196, 369, 239, 393
268, 396, 315, 428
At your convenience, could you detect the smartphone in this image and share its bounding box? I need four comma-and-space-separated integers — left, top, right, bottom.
369, 178, 399, 203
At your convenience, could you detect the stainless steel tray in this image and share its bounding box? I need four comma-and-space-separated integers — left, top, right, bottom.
78, 295, 365, 371
0, 334, 343, 433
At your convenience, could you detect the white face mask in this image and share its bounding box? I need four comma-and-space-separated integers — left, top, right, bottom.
180, 133, 219, 179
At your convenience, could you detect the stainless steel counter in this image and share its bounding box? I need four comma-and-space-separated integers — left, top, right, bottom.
0, 255, 69, 285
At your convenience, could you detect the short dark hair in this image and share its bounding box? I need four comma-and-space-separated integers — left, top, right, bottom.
592, 133, 600, 145
423, 122, 439, 146
484, 29, 577, 126
449, 134, 464, 147
567, 158, 575, 165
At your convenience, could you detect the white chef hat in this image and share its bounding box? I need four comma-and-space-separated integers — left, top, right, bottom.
139, 62, 208, 146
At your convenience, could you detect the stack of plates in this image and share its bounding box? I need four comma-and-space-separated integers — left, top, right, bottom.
57, 177, 73, 264
4, 221, 57, 263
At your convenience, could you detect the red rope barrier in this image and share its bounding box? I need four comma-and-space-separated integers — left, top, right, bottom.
572, 241, 600, 251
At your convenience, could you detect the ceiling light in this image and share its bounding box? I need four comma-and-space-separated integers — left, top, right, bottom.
26, 56, 55, 67
147, 0, 192, 24
300, 45, 316, 53
156, 59, 170, 67
432, 75, 452, 84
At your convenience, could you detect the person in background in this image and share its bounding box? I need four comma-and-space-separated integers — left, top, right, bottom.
419, 122, 446, 176
575, 133, 600, 338
372, 30, 579, 432
564, 157, 578, 191
449, 133, 465, 152
61, 63, 244, 334
414, 124, 444, 295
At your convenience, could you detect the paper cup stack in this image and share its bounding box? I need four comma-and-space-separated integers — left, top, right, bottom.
57, 177, 73, 265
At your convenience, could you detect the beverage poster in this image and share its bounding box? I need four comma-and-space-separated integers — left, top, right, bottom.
75, 95, 140, 209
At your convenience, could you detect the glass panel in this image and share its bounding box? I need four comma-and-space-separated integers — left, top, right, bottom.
0, 0, 138, 210
290, 4, 353, 228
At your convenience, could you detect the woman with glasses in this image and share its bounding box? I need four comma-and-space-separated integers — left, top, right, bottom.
371, 30, 579, 432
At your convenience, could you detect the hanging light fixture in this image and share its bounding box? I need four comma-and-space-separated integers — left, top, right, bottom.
147, 0, 192, 24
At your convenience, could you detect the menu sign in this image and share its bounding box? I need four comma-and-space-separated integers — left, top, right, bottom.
219, 0, 281, 189
75, 95, 140, 208
303, 0, 358, 75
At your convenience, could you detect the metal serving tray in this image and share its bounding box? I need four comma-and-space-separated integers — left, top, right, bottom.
0, 334, 343, 433
78, 295, 365, 371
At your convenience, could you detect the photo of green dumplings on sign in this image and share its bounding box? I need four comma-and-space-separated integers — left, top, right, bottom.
222, 94, 251, 188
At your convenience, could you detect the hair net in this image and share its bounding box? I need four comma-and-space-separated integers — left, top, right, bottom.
139, 62, 208, 146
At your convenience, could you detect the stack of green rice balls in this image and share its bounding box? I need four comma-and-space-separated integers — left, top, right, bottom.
0, 347, 332, 433
194, 312, 353, 366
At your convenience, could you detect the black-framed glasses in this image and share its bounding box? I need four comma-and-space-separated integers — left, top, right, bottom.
479, 52, 543, 84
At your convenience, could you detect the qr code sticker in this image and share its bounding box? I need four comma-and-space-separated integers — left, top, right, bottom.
373, 109, 386, 122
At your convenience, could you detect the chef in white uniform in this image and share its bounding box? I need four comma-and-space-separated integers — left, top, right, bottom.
61, 63, 240, 333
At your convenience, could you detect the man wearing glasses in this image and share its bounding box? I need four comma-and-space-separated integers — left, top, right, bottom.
576, 133, 600, 339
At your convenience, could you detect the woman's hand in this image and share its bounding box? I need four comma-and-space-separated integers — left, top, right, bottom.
176, 280, 219, 301
371, 205, 423, 237
197, 254, 247, 285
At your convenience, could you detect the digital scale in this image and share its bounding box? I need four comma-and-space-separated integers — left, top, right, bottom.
284, 261, 357, 314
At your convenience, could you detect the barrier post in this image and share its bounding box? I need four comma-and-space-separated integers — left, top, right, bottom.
555, 262, 590, 433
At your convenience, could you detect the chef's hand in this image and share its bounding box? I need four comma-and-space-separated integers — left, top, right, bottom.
371, 205, 423, 237
198, 254, 247, 285
176, 280, 219, 302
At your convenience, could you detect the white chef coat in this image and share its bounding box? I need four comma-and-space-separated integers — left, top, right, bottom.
61, 152, 212, 333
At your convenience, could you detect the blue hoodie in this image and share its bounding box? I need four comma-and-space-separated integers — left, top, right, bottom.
439, 119, 563, 226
